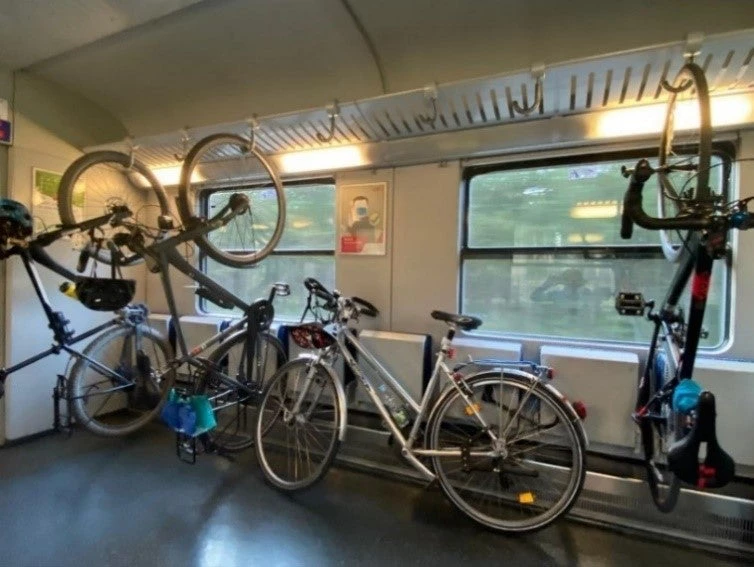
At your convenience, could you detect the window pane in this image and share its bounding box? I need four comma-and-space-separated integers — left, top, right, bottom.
461, 255, 725, 346
207, 183, 335, 252
203, 254, 335, 320
277, 183, 336, 250
207, 186, 282, 251
467, 157, 723, 248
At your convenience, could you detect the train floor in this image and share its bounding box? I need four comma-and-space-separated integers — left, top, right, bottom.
0, 423, 749, 567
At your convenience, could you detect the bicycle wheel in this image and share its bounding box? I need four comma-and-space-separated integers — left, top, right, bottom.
639, 351, 682, 512
176, 133, 286, 268
58, 151, 171, 265
657, 62, 713, 262
255, 358, 342, 491
199, 331, 286, 453
68, 323, 174, 436
427, 372, 586, 533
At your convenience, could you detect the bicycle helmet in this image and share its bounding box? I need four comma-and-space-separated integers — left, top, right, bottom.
0, 199, 33, 242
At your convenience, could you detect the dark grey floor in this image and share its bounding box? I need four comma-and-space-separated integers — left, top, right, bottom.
0, 424, 750, 567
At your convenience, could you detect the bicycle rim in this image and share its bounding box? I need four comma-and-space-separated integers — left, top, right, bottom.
69, 324, 174, 436
428, 374, 586, 533
177, 133, 286, 268
255, 358, 341, 491
657, 62, 712, 263
203, 332, 286, 452
57, 151, 170, 265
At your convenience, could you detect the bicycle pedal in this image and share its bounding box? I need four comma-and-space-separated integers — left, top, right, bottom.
615, 292, 646, 316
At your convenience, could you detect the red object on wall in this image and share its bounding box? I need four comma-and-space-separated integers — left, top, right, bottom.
340, 234, 365, 253
0, 119, 11, 144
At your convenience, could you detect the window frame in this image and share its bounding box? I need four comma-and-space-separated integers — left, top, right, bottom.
199, 177, 336, 314
459, 144, 735, 346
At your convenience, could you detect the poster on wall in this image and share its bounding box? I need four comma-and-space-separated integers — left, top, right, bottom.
337, 182, 387, 255
32, 168, 85, 232
0, 98, 11, 145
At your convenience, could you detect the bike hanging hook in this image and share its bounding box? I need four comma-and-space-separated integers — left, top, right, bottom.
173, 127, 191, 161
662, 32, 705, 94
246, 114, 259, 153
512, 63, 545, 117
417, 82, 439, 126
317, 100, 340, 143
125, 135, 140, 169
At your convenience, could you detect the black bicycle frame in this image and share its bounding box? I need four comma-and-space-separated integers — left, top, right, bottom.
0, 245, 124, 387
133, 219, 269, 393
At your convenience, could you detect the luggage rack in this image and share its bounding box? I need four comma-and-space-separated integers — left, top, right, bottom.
90, 29, 754, 168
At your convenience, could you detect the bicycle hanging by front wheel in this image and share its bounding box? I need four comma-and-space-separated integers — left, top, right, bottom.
426, 372, 586, 533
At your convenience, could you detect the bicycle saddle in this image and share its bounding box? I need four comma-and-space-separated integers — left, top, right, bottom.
667, 391, 735, 489
431, 310, 483, 331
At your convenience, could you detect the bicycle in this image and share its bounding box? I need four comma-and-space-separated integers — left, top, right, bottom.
55, 135, 286, 269
107, 194, 288, 457
616, 59, 751, 512
255, 277, 588, 533
0, 200, 174, 436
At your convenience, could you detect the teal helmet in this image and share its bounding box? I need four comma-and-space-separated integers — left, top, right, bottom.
0, 198, 33, 242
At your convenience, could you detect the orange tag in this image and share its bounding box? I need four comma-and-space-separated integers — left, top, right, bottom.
518, 492, 535, 504
464, 403, 480, 416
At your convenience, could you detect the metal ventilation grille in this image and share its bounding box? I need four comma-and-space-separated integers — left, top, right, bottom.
107, 29, 754, 169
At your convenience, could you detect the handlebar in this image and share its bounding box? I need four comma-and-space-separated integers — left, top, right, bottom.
33, 206, 133, 248
268, 282, 290, 302
620, 159, 747, 238
303, 277, 378, 320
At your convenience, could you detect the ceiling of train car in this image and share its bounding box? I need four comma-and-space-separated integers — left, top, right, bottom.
0, 0, 205, 69
2, 0, 754, 141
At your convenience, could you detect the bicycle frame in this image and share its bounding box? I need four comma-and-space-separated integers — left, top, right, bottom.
133, 219, 273, 395
0, 242, 136, 394
637, 230, 717, 420
308, 324, 549, 481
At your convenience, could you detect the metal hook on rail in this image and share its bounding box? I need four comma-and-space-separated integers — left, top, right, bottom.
661, 32, 705, 94
511, 63, 545, 116
317, 100, 340, 143
125, 135, 140, 169
417, 82, 439, 126
173, 128, 191, 161
246, 115, 259, 153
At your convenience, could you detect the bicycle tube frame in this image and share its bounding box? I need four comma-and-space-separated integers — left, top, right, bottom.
660, 231, 713, 382
0, 250, 122, 381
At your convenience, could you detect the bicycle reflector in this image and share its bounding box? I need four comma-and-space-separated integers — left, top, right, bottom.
571, 400, 587, 420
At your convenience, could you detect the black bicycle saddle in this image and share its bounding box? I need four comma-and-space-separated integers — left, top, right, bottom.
667, 391, 735, 489
431, 310, 483, 331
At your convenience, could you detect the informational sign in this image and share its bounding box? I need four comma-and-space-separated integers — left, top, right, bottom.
32, 168, 84, 232
0, 98, 11, 145
337, 182, 387, 255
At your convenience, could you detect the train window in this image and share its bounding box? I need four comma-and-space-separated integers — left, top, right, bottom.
461, 150, 731, 346
202, 180, 336, 319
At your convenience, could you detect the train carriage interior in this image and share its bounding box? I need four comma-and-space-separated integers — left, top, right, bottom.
1, 1, 754, 565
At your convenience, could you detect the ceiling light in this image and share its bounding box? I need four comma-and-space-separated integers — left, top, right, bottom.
279, 146, 366, 174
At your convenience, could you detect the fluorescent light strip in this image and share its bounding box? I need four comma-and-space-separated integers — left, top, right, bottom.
594, 94, 753, 139
278, 146, 367, 174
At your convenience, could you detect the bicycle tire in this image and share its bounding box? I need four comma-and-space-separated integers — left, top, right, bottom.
176, 133, 286, 268
427, 372, 586, 533
639, 349, 682, 512
255, 357, 342, 491
199, 331, 286, 453
57, 151, 171, 265
68, 323, 174, 436
657, 62, 713, 263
